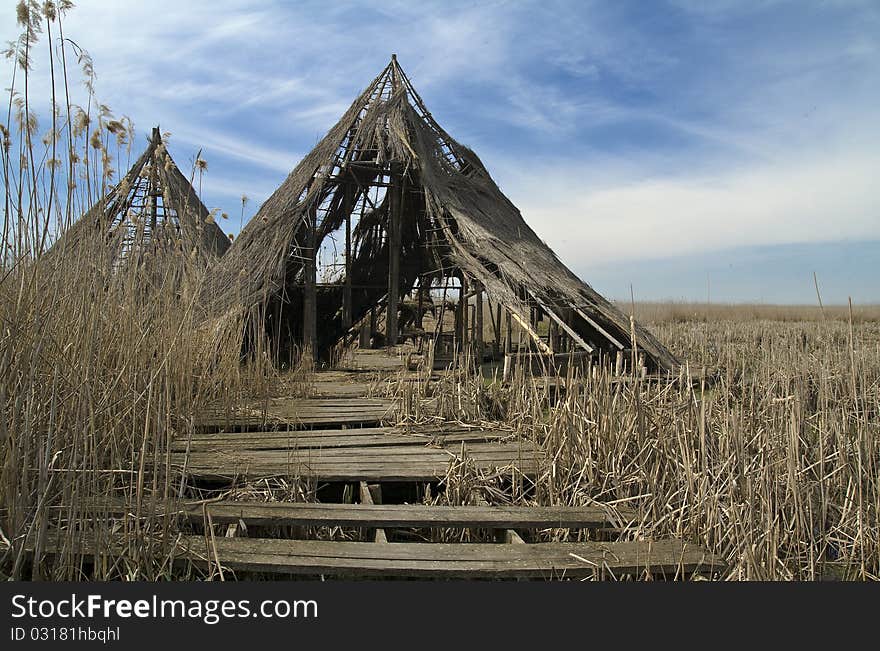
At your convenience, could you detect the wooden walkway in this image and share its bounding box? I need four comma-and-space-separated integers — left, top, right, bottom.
155, 349, 723, 578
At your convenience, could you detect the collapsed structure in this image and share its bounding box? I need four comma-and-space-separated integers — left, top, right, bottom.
201, 57, 679, 373
45, 127, 230, 274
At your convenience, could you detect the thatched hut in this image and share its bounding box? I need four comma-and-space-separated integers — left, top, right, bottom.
45, 127, 230, 274
201, 57, 678, 373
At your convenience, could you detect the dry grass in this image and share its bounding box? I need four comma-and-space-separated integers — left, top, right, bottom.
0, 2, 261, 580
624, 300, 880, 324
385, 311, 879, 579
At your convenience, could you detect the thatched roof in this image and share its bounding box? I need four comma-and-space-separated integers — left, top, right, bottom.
200, 57, 679, 372
45, 127, 230, 270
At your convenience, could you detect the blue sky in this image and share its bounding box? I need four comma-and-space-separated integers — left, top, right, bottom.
3, 0, 878, 303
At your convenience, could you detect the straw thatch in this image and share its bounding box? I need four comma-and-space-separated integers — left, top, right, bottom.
44, 127, 230, 273
200, 57, 679, 372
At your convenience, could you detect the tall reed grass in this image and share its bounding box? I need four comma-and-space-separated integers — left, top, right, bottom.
387, 315, 879, 579
0, 1, 253, 580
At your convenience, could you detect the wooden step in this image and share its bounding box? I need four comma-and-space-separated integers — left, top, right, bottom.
105, 501, 636, 529
178, 537, 722, 578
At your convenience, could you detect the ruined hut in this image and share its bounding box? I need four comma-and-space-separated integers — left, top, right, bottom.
201, 57, 679, 373
44, 127, 230, 276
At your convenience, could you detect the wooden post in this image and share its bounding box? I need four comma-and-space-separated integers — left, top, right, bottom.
302, 207, 317, 359
458, 274, 468, 357
149, 128, 159, 236
416, 279, 425, 330
342, 181, 353, 330
474, 283, 484, 362
386, 164, 402, 346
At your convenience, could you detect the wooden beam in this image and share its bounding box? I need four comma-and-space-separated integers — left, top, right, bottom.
570, 304, 626, 350
528, 290, 594, 354
359, 481, 387, 544
506, 307, 552, 355
500, 529, 526, 544
386, 163, 402, 345
302, 208, 317, 359
473, 283, 484, 360
342, 183, 353, 329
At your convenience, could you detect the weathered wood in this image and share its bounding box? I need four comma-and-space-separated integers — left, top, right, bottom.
386, 163, 402, 344
171, 448, 540, 482
359, 482, 387, 543
303, 208, 317, 358
173, 419, 543, 482
173, 426, 511, 452
343, 183, 353, 329
570, 304, 625, 351
529, 290, 594, 354
474, 283, 484, 359
502, 529, 526, 544
177, 537, 722, 578
195, 397, 398, 431
128, 502, 636, 529
506, 306, 552, 355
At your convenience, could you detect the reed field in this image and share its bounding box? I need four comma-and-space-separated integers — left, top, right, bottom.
1, 2, 877, 581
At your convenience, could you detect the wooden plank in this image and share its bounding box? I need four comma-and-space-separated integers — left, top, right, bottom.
178, 432, 504, 447
177, 537, 722, 578
173, 431, 509, 453
176, 440, 534, 459
170, 461, 539, 483
167, 503, 637, 529
194, 398, 398, 430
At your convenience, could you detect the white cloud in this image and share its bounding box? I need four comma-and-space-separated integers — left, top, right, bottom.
506, 146, 880, 267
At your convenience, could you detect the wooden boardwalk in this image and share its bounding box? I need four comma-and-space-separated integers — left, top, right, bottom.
156, 349, 723, 578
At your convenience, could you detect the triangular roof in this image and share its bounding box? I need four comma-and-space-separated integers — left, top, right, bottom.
202, 57, 679, 372
46, 127, 230, 270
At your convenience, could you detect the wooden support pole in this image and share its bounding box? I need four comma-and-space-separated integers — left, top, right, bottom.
570, 303, 626, 350
416, 279, 425, 330
507, 307, 552, 355
342, 182, 353, 330
302, 208, 317, 359
458, 274, 469, 356
490, 301, 502, 359
386, 163, 402, 346
474, 283, 484, 361
359, 481, 387, 544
